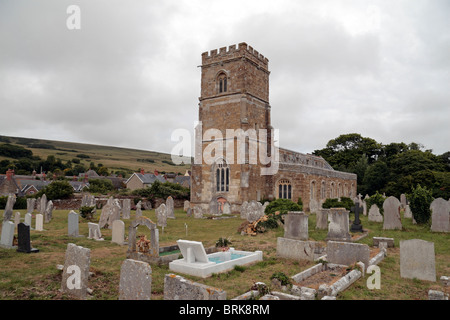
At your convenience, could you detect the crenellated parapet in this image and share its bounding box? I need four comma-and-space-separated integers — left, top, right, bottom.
201, 42, 269, 69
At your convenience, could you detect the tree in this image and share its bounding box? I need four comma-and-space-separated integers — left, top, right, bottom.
313, 133, 381, 170
407, 184, 433, 224
362, 161, 389, 195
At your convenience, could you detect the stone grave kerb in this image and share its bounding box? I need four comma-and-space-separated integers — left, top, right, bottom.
127, 216, 159, 258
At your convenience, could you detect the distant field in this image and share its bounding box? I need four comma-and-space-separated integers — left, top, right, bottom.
0, 135, 191, 176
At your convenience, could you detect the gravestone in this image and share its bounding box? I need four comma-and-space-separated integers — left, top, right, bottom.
127, 217, 159, 264
61, 243, 91, 299
400, 239, 436, 282
122, 199, 131, 220
368, 204, 383, 222
363, 194, 369, 216
383, 196, 402, 230
430, 198, 450, 233
309, 199, 319, 214
156, 204, 167, 228
247, 200, 264, 223
112, 220, 126, 245
209, 198, 219, 215
26, 198, 36, 213
36, 197, 41, 213
68, 211, 80, 237
44, 200, 53, 223
240, 201, 249, 220
326, 208, 351, 241
3, 194, 16, 222
284, 211, 308, 240
135, 201, 142, 218
166, 196, 175, 219
87, 222, 103, 241
316, 209, 329, 230
223, 202, 231, 214
326, 241, 370, 271
35, 214, 44, 231
14, 212, 21, 228
184, 200, 190, 212
17, 223, 39, 253
404, 204, 413, 219
98, 203, 112, 228
350, 202, 363, 233
40, 194, 47, 215
186, 207, 192, 217
193, 205, 203, 219
400, 194, 407, 209
177, 239, 209, 263
119, 259, 152, 300
0, 221, 16, 248
25, 212, 32, 227
107, 203, 121, 229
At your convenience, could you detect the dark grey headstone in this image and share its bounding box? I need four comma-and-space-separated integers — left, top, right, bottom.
17, 223, 39, 253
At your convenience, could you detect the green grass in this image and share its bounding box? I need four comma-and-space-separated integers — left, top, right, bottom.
0, 208, 449, 300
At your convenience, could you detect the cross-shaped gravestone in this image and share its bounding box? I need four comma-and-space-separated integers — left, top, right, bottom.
350, 202, 363, 232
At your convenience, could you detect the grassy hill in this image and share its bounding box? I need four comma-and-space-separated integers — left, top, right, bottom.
0, 135, 191, 177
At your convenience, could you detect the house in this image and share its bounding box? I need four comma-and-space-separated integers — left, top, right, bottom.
174, 175, 191, 189
125, 169, 166, 191
0, 169, 24, 196
19, 179, 51, 196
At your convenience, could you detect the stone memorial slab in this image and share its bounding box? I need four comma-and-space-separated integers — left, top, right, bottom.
383, 196, 402, 230
61, 243, 91, 299
326, 241, 370, 271
186, 207, 192, 217
0, 221, 16, 248
404, 204, 413, 219
247, 200, 264, 223
68, 211, 80, 237
430, 198, 449, 233
156, 203, 167, 228
177, 239, 209, 263
107, 203, 121, 229
14, 212, 21, 228
240, 201, 249, 219
368, 204, 383, 222
122, 199, 131, 220
193, 205, 203, 219
40, 194, 47, 215
17, 223, 39, 253
166, 196, 175, 219
25, 212, 32, 227
98, 203, 112, 228
326, 208, 351, 241
223, 202, 231, 214
400, 239, 436, 282
3, 194, 16, 222
35, 214, 44, 231
316, 209, 329, 230
284, 211, 308, 240
135, 201, 142, 218
119, 259, 152, 300
87, 222, 103, 241
184, 200, 190, 212
44, 200, 53, 223
127, 217, 159, 260
112, 220, 126, 245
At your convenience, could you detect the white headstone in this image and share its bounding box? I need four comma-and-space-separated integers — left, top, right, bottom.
400, 239, 436, 282
0, 221, 15, 248
368, 204, 383, 222
14, 212, 21, 228
177, 239, 209, 263
87, 222, 103, 241
35, 214, 44, 231
112, 220, 125, 245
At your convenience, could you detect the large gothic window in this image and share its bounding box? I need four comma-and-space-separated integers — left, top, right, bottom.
215, 159, 229, 192
217, 73, 227, 93
278, 179, 292, 200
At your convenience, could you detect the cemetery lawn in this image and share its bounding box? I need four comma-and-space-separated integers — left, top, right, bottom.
0, 209, 449, 300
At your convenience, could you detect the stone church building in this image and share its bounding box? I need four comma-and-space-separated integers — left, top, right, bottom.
190, 43, 356, 214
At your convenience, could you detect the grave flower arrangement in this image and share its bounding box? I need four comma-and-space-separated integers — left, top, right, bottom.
215, 237, 232, 251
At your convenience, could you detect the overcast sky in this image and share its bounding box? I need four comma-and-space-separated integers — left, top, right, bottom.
1, 0, 449, 158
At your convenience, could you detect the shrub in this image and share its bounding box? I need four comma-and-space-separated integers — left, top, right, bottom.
79, 206, 95, 220
88, 179, 114, 194
270, 272, 292, 286
322, 197, 354, 211
36, 180, 74, 200
365, 191, 386, 215
408, 184, 434, 224
257, 199, 302, 232
215, 237, 232, 248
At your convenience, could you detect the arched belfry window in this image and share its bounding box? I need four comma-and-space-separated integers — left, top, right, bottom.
215, 159, 229, 192
278, 179, 292, 200
217, 73, 228, 93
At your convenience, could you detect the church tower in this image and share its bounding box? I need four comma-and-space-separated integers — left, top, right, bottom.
190, 42, 273, 214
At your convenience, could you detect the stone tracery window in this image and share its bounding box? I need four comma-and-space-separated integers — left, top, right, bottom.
217, 72, 228, 93
215, 159, 229, 192
278, 179, 292, 200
